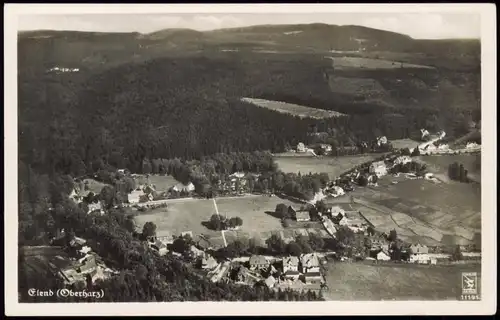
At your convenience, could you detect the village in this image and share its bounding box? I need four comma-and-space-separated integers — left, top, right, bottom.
47, 127, 481, 294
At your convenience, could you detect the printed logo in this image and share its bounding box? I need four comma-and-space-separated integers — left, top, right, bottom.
461, 272, 478, 295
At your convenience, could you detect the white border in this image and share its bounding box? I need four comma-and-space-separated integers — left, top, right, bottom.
4, 3, 497, 316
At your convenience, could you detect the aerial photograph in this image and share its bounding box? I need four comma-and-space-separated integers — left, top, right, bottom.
14, 9, 483, 305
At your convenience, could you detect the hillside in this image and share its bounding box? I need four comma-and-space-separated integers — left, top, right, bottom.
18, 24, 481, 176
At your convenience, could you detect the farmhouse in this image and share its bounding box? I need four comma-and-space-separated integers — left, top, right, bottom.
376, 136, 388, 146
300, 253, 320, 274
326, 205, 344, 217
282, 256, 299, 274
410, 244, 429, 255
394, 156, 412, 166
297, 142, 306, 153
376, 250, 391, 261
172, 182, 195, 193
409, 253, 431, 264
288, 206, 311, 222
128, 190, 144, 204
87, 201, 104, 215
200, 254, 218, 270
249, 255, 269, 271
150, 240, 168, 256
369, 161, 387, 177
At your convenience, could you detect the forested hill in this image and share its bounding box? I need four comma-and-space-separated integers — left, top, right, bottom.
18, 24, 480, 177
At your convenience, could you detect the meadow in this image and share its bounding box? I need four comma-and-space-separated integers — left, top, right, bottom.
323, 262, 481, 301
241, 97, 345, 119
274, 154, 381, 179
390, 138, 421, 150
327, 56, 434, 70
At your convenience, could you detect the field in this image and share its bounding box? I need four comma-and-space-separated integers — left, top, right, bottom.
390, 138, 421, 150
326, 56, 434, 70
145, 174, 179, 192
349, 175, 481, 246
328, 77, 387, 96
274, 154, 381, 179
241, 97, 345, 119
133, 195, 325, 245
323, 262, 481, 300
418, 154, 480, 182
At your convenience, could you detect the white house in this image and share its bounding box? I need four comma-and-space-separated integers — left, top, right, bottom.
282, 256, 299, 274
376, 136, 388, 146
297, 142, 306, 153
394, 156, 412, 166
300, 253, 320, 274
128, 190, 144, 204
369, 161, 388, 177
172, 182, 195, 193
409, 253, 431, 264
87, 202, 104, 215
376, 250, 391, 261
331, 186, 345, 197
421, 129, 430, 140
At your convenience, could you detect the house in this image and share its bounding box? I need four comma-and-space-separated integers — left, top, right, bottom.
300, 253, 320, 274
78, 246, 92, 256
409, 253, 431, 264
304, 272, 322, 284
326, 205, 344, 217
249, 255, 269, 270
331, 186, 345, 197
320, 144, 333, 153
139, 194, 153, 203
87, 201, 104, 215
466, 142, 480, 149
264, 275, 276, 288
151, 240, 168, 256
410, 244, 429, 255
200, 254, 218, 270
117, 169, 126, 174
128, 190, 144, 204
69, 236, 87, 248
421, 129, 430, 140
437, 130, 446, 139
376, 136, 388, 146
296, 142, 306, 153
394, 156, 412, 166
172, 182, 195, 193
369, 161, 387, 177
189, 245, 205, 258
283, 270, 300, 281
295, 211, 311, 222
376, 250, 391, 261
282, 256, 299, 274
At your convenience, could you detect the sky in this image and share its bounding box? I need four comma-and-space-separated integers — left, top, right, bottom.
17, 13, 481, 40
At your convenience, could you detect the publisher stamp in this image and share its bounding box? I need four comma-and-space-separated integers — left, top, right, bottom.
460, 272, 480, 300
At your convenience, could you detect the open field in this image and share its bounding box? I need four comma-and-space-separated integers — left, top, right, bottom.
349, 175, 481, 246
274, 154, 382, 179
133, 195, 326, 245
328, 77, 387, 96
323, 262, 481, 300
326, 56, 434, 70
390, 138, 421, 150
145, 174, 179, 192
418, 154, 480, 182
241, 97, 345, 119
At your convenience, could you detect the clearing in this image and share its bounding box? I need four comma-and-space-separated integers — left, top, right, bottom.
326, 56, 434, 70
133, 195, 322, 245
390, 138, 421, 150
274, 154, 381, 179
241, 97, 345, 119
418, 154, 480, 183
323, 262, 481, 300
144, 174, 179, 192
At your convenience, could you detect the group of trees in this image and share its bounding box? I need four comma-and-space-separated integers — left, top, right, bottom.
389, 161, 427, 175
448, 162, 469, 182
264, 233, 326, 257
207, 214, 243, 231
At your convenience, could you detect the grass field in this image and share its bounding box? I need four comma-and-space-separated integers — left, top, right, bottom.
241, 97, 345, 119
323, 262, 481, 300
274, 154, 381, 179
349, 175, 481, 246
326, 56, 434, 70
328, 77, 387, 96
418, 154, 480, 182
391, 138, 421, 150
133, 195, 330, 247
146, 174, 179, 192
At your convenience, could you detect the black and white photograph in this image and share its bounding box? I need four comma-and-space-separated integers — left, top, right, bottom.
4, 3, 496, 316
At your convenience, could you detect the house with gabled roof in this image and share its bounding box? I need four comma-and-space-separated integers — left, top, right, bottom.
300, 253, 320, 274
249, 255, 269, 271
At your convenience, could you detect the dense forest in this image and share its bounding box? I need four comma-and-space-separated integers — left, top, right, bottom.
19, 54, 479, 178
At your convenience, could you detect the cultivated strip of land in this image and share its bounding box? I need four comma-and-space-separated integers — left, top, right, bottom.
241, 97, 345, 119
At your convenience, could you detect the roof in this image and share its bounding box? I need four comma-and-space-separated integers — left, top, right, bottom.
301, 253, 320, 268
283, 256, 299, 266
370, 161, 386, 168
296, 211, 310, 220
265, 275, 276, 286
284, 270, 300, 275
249, 255, 268, 265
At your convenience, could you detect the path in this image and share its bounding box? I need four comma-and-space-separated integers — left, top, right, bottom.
213, 198, 228, 247
129, 193, 264, 208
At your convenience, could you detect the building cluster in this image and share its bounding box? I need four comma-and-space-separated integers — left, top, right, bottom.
208, 253, 325, 291
48, 67, 80, 73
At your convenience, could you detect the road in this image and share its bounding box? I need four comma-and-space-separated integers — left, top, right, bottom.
127, 193, 264, 208
212, 198, 228, 247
